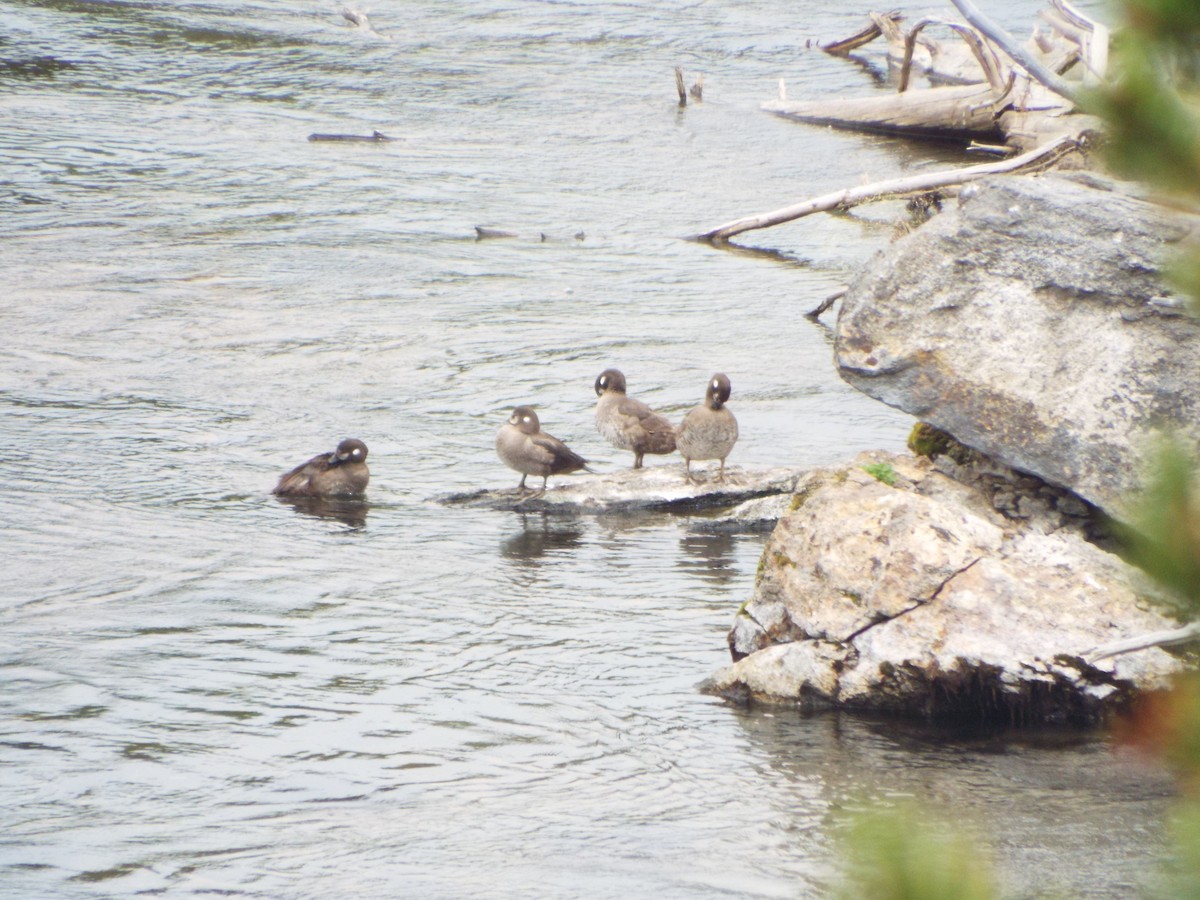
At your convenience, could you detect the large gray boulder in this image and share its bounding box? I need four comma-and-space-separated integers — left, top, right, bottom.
704, 451, 1186, 722
835, 172, 1200, 518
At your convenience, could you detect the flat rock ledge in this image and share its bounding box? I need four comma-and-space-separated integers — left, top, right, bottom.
439, 465, 807, 515
702, 450, 1188, 724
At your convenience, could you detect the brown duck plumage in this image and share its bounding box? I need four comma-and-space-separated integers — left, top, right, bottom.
273, 438, 370, 498
677, 373, 738, 481
496, 406, 589, 491
593, 368, 676, 468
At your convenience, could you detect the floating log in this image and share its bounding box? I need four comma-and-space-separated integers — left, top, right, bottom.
693, 135, 1079, 243
308, 130, 396, 142
762, 82, 1006, 141
474, 226, 519, 240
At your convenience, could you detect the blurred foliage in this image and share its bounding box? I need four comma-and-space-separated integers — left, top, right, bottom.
1155, 803, 1200, 898
1088, 6, 1200, 899
839, 3, 1200, 895
835, 803, 997, 900
1087, 0, 1200, 306
1117, 674, 1200, 782
1112, 440, 1200, 608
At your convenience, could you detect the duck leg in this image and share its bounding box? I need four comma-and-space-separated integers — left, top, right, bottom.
683, 457, 699, 485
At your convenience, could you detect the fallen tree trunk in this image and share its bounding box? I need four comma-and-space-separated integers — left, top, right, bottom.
801, 2, 1098, 144
762, 81, 1006, 141
693, 135, 1078, 243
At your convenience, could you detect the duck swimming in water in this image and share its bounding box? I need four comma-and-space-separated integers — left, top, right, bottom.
496, 406, 590, 492
677, 373, 738, 482
593, 368, 676, 469
273, 438, 370, 498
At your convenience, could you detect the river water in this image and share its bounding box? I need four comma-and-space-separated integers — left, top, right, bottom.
0, 0, 1176, 897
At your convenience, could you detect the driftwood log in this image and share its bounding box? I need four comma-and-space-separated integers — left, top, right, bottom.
949, 0, 1079, 103
777, 0, 1108, 144
308, 130, 396, 143
762, 82, 1006, 141
696, 2, 1109, 242
694, 135, 1079, 243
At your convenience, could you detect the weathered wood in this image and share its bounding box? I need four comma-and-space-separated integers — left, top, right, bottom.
1084, 622, 1200, 663
1046, 0, 1108, 84
949, 0, 1079, 103
694, 135, 1078, 243
674, 66, 686, 106
761, 82, 1006, 142
807, 287, 846, 321
308, 130, 396, 142
820, 10, 902, 55
898, 18, 1003, 93
997, 107, 1102, 153
474, 226, 519, 240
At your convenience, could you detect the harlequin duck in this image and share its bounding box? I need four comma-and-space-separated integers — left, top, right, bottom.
496, 406, 589, 492
593, 368, 676, 468
273, 438, 369, 498
677, 373, 738, 481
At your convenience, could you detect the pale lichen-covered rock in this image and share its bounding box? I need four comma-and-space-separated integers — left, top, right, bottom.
835, 172, 1200, 519
706, 451, 1187, 723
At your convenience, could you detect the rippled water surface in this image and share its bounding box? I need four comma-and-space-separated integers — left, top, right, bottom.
1, 0, 1173, 896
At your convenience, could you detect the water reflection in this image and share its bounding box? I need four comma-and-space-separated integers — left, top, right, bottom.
677, 529, 739, 586
274, 495, 370, 528
701, 241, 814, 269
727, 706, 1176, 898
499, 512, 584, 565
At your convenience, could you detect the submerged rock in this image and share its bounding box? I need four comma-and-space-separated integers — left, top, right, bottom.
440, 465, 806, 515
704, 451, 1187, 724
835, 172, 1200, 518
689, 492, 795, 533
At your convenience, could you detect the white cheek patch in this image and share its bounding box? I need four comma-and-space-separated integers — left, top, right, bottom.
522, 416, 532, 424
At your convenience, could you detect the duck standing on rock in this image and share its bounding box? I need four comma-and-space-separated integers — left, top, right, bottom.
677, 373, 738, 482
273, 438, 370, 498
593, 368, 677, 469
496, 406, 590, 493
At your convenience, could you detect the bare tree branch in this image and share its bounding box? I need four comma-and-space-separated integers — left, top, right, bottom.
949, 0, 1080, 103
1084, 621, 1200, 663
692, 135, 1077, 243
